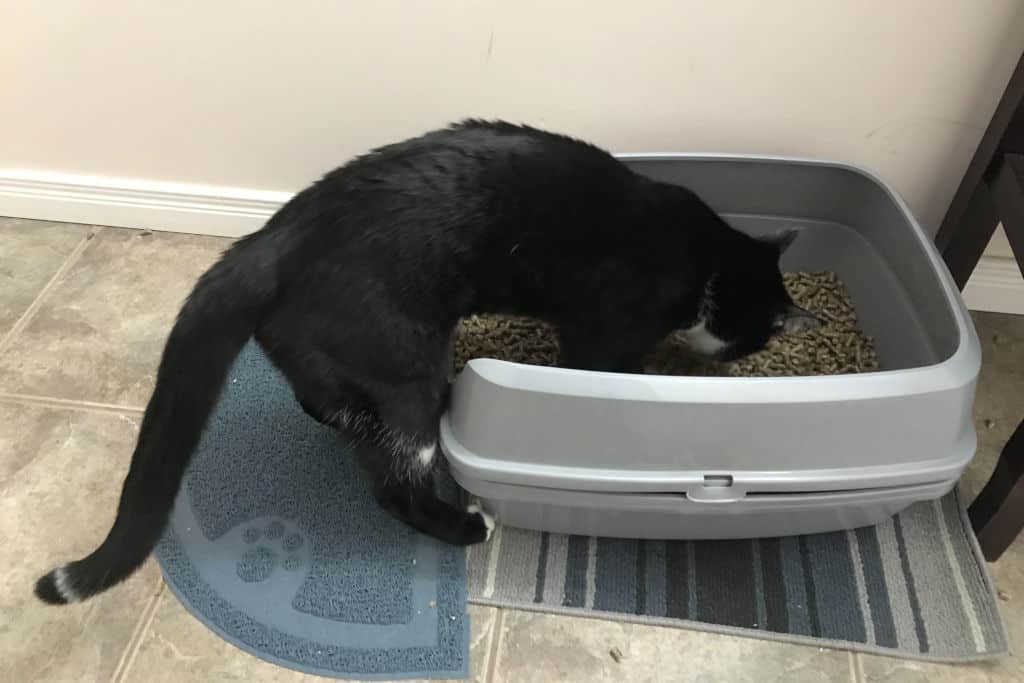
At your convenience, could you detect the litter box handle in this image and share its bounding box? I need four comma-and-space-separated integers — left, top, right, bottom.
686, 475, 746, 504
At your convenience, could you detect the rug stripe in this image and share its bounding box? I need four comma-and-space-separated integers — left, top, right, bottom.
875, 517, 921, 651
466, 529, 493, 597
665, 541, 690, 619
942, 494, 1005, 650
780, 536, 812, 636
635, 540, 647, 615
846, 530, 875, 645
563, 535, 590, 608
585, 537, 598, 608
644, 540, 668, 618
534, 532, 550, 603
759, 537, 789, 633
901, 502, 978, 654
798, 536, 822, 636
594, 538, 639, 613
805, 533, 866, 642
695, 540, 758, 628
494, 527, 543, 603
893, 513, 930, 651
854, 525, 898, 648
482, 524, 503, 599
751, 539, 768, 630
542, 533, 569, 606
932, 499, 985, 652
687, 541, 698, 616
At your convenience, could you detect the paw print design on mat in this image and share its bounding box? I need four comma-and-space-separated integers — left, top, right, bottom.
165, 499, 322, 632
237, 518, 308, 583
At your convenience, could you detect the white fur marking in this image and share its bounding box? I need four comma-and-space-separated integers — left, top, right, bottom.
680, 320, 728, 356
53, 564, 81, 603
778, 314, 821, 335
467, 503, 495, 542
417, 443, 437, 470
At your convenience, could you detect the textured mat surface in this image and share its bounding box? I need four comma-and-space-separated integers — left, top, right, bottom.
467, 490, 1007, 662
155, 341, 469, 680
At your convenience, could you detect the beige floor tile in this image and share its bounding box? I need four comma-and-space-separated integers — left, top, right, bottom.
122, 595, 496, 683
120, 591, 310, 683
0, 227, 230, 406
959, 312, 1024, 503
0, 403, 162, 683
858, 646, 1020, 682
0, 217, 90, 340
0, 400, 69, 485
857, 657, 1008, 682
492, 609, 853, 683
408, 605, 497, 683
468, 606, 500, 683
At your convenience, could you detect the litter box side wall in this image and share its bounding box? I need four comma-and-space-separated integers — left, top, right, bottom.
441, 364, 977, 492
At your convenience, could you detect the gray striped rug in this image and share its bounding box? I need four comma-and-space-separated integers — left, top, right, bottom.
466, 491, 1008, 661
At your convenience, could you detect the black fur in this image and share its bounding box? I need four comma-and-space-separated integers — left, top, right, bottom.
35, 120, 805, 605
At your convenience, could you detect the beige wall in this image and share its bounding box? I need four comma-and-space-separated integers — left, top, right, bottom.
4, 1, 1024, 234
989, 226, 1015, 259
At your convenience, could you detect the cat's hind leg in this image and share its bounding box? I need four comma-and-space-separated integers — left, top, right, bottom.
353, 380, 493, 546
263, 330, 492, 545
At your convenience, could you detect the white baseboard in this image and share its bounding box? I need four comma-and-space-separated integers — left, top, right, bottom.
0, 169, 292, 238
964, 256, 1024, 315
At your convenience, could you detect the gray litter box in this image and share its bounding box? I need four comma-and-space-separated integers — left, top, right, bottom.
439, 155, 981, 540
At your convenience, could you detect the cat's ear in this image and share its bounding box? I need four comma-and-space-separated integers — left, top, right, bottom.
762, 228, 800, 254
773, 303, 822, 335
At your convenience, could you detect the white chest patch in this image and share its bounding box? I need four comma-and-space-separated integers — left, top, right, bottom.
680, 320, 728, 357
417, 443, 437, 470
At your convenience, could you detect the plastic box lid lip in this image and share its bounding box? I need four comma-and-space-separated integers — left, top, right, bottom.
439, 414, 975, 494
456, 153, 980, 401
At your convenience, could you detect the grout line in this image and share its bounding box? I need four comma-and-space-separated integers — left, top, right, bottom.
0, 392, 145, 415
851, 652, 866, 683
111, 580, 166, 683
483, 609, 506, 683
0, 227, 98, 355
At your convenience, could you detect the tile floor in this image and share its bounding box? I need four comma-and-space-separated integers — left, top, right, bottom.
0, 217, 1021, 682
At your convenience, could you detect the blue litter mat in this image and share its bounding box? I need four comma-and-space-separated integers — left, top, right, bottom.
155, 341, 469, 680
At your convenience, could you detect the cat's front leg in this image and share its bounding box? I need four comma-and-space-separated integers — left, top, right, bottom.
560, 327, 623, 372
559, 327, 649, 373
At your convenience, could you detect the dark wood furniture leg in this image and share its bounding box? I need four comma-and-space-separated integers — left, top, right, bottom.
965, 154, 1024, 561
970, 422, 1024, 561
937, 52, 1024, 562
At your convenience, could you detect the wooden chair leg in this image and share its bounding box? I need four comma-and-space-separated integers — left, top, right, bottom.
989, 152, 1024, 276
969, 419, 1024, 561
937, 180, 1000, 289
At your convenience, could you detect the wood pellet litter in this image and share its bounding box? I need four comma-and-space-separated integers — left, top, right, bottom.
453, 272, 879, 377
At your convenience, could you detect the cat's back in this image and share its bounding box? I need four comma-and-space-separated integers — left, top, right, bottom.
325, 120, 634, 199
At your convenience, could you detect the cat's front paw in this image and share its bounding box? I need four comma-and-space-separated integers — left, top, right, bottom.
466, 503, 495, 543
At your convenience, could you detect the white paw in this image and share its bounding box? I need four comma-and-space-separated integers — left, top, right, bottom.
467, 503, 495, 542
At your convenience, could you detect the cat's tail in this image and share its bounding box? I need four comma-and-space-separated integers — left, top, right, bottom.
34, 238, 275, 605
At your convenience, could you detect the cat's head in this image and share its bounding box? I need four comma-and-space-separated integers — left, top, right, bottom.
680, 229, 820, 361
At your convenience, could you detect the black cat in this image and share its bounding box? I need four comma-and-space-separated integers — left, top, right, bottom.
35, 120, 816, 605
